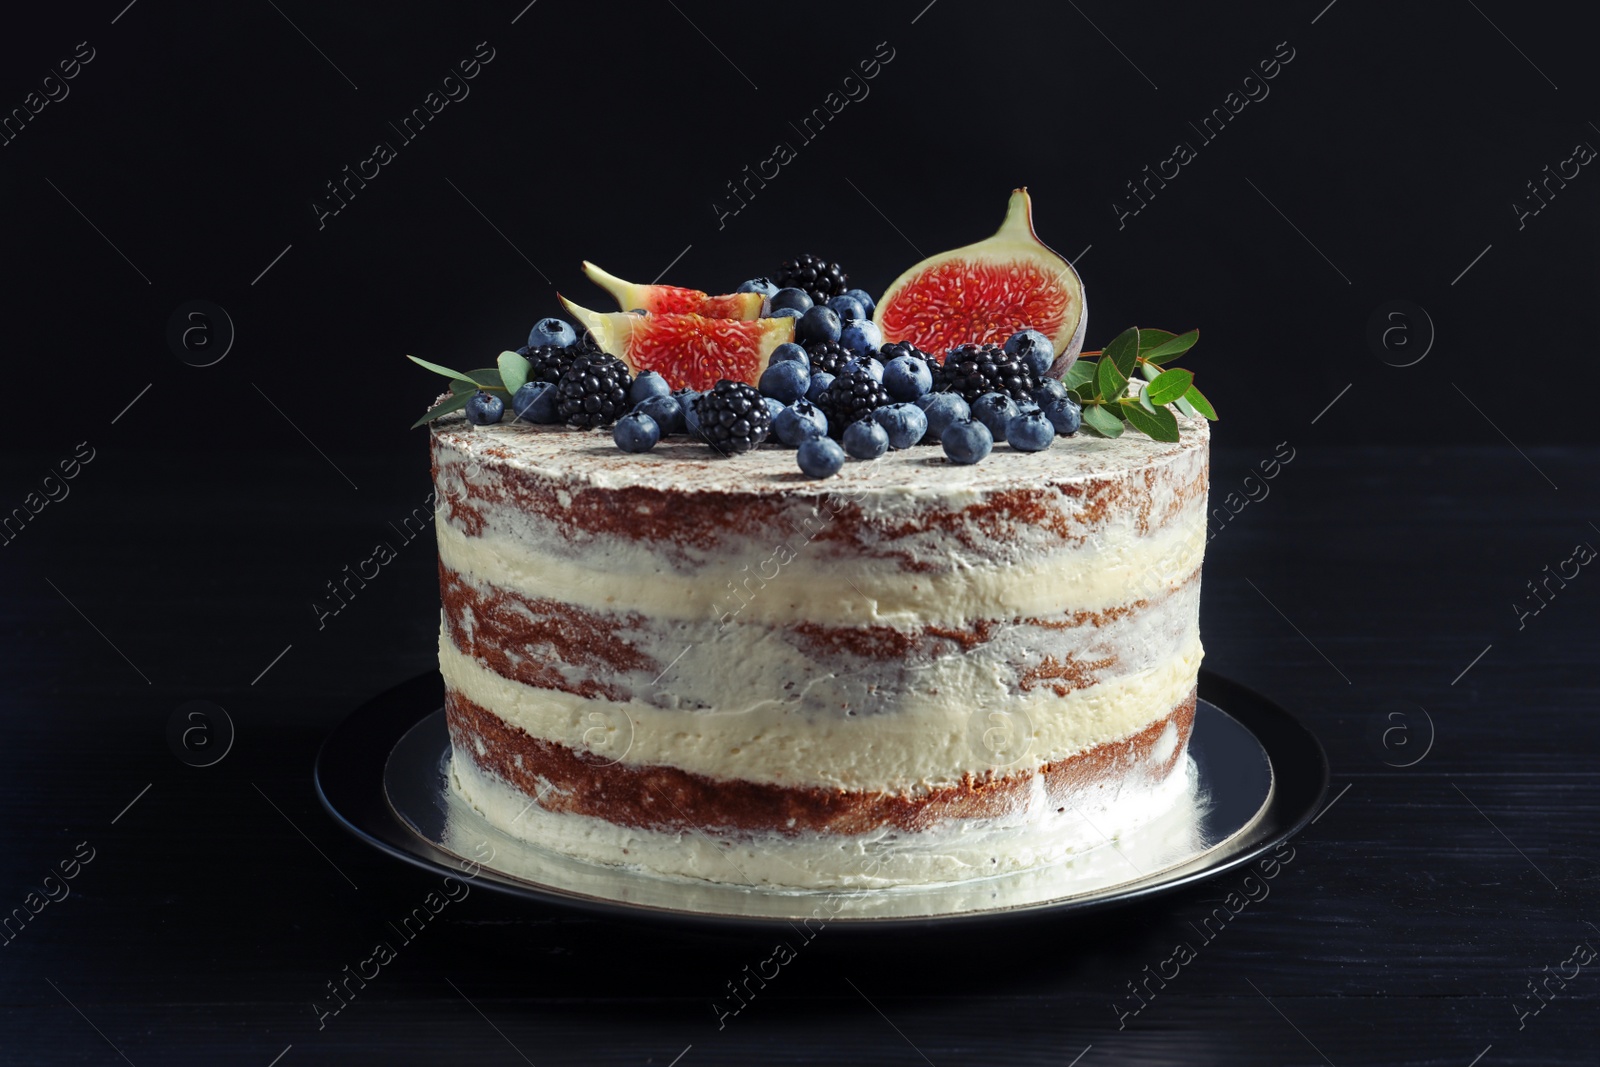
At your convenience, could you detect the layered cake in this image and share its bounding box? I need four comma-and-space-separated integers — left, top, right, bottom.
411, 189, 1216, 889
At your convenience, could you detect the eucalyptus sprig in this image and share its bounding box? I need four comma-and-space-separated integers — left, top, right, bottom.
1057, 327, 1217, 441
406, 351, 531, 429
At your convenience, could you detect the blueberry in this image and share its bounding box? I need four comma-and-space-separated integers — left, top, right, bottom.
872, 403, 929, 450
796, 306, 843, 346
970, 392, 1020, 438
511, 381, 559, 424
1016, 399, 1041, 416
465, 390, 504, 425
843, 288, 877, 316
769, 307, 803, 320
842, 418, 890, 460
826, 295, 867, 322
840, 319, 883, 357
759, 359, 811, 404
882, 355, 933, 402
842, 356, 884, 383
1004, 329, 1055, 378
797, 436, 846, 478
773, 399, 829, 445
737, 277, 779, 297
1006, 411, 1055, 452
678, 391, 705, 440
763, 396, 785, 424
632, 393, 683, 435
613, 412, 661, 453
915, 392, 970, 444
941, 419, 993, 465
806, 371, 835, 405
1031, 379, 1068, 406
528, 317, 576, 349
629, 370, 672, 405
768, 342, 810, 370
769, 287, 814, 313
1043, 396, 1082, 436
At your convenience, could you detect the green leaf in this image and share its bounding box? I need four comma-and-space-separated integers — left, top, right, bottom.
466, 368, 506, 391
449, 377, 478, 395
410, 389, 472, 429
406, 354, 477, 384
1137, 328, 1177, 355
1104, 327, 1140, 378
1072, 381, 1100, 404
1173, 394, 1199, 419
1139, 361, 1160, 382
1138, 387, 1158, 414
497, 350, 530, 395
1122, 401, 1180, 441
1060, 359, 1097, 392
1096, 356, 1128, 402
1145, 367, 1195, 406
1143, 328, 1199, 365
1182, 383, 1218, 420
1079, 404, 1124, 438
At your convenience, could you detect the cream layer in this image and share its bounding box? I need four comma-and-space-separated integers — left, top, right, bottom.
440, 628, 1203, 793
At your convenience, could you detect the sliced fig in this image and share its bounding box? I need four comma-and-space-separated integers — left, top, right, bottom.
873, 189, 1087, 375
582, 261, 765, 320
561, 297, 794, 391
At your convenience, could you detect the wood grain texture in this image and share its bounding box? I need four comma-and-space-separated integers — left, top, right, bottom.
1, 445, 1596, 1065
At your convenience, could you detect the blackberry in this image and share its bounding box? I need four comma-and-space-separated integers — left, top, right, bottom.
804, 339, 851, 376
696, 380, 771, 454
818, 365, 890, 436
555, 352, 632, 429
933, 342, 1036, 403
776, 254, 849, 306
525, 334, 602, 384
879, 340, 940, 370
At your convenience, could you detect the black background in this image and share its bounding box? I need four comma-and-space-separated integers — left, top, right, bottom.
4, 2, 1598, 1065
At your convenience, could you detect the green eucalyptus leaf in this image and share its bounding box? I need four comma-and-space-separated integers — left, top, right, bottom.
1143, 328, 1199, 364
1138, 388, 1158, 414
1061, 359, 1097, 391
1139, 361, 1160, 382
1097, 356, 1128, 402
1080, 404, 1124, 438
1174, 394, 1199, 418
497, 350, 531, 395
410, 389, 472, 429
1145, 367, 1195, 406
1122, 401, 1180, 441
407, 355, 477, 384
1137, 328, 1177, 354
467, 368, 507, 391
1104, 327, 1140, 378
1182, 383, 1218, 420
450, 377, 478, 395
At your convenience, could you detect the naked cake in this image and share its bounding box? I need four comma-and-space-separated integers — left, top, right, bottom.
411, 189, 1216, 889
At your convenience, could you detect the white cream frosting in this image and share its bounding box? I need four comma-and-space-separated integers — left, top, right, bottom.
449, 744, 1198, 889
441, 626, 1202, 792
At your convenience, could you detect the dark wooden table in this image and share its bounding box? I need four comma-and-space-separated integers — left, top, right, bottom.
3, 442, 1595, 1066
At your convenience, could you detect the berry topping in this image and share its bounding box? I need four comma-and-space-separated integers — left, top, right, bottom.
842, 288, 877, 316
613, 411, 661, 453
840, 319, 883, 358
775, 254, 849, 306
970, 392, 1021, 438
817, 365, 891, 437
525, 334, 602, 385
773, 399, 829, 445
1006, 410, 1055, 452
842, 418, 890, 460
758, 359, 811, 405
1004, 328, 1056, 378
825, 294, 867, 322
882, 354, 934, 402
797, 436, 846, 478
768, 342, 810, 370
1043, 396, 1082, 436
872, 403, 929, 449
696, 379, 772, 454
805, 371, 835, 405
914, 392, 970, 445
933, 342, 1037, 403
736, 277, 779, 297
796, 305, 843, 346
803, 339, 851, 376
768, 287, 814, 314
556, 352, 633, 429
1031, 378, 1068, 407
464, 390, 504, 426
528, 317, 577, 349
629, 370, 672, 405
941, 419, 993, 465
632, 393, 684, 435
510, 381, 559, 424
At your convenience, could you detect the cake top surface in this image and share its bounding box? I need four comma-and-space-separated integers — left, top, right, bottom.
431, 407, 1208, 497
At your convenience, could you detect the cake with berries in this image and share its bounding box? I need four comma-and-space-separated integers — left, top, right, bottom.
411, 189, 1219, 889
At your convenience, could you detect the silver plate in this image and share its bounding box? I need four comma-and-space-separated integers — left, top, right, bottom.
380, 699, 1275, 924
